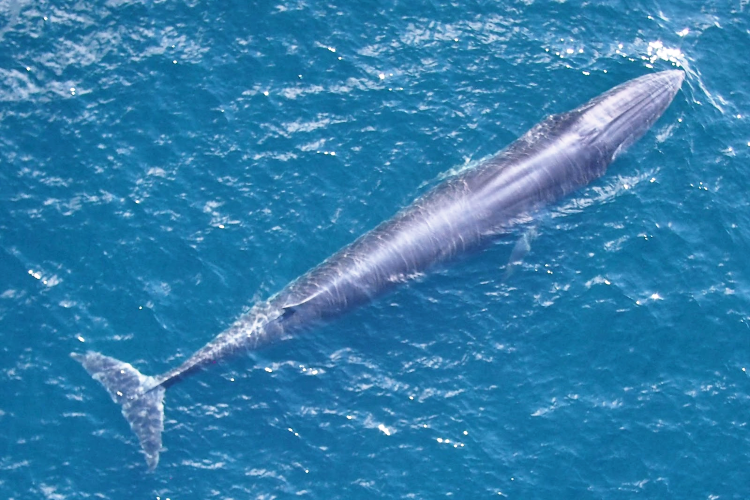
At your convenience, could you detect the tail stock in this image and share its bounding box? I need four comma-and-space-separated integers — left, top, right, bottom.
72, 351, 165, 470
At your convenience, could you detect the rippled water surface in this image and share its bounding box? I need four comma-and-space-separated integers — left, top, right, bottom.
2, 0, 749, 498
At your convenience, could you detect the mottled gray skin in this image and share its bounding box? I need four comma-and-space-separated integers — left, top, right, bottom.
73, 71, 683, 470
153, 70, 684, 388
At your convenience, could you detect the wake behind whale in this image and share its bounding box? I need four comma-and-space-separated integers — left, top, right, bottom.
73, 70, 684, 470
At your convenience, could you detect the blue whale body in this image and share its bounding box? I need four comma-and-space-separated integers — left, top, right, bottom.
73, 70, 684, 469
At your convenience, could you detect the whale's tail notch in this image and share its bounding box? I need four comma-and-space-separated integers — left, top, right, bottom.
71, 351, 165, 470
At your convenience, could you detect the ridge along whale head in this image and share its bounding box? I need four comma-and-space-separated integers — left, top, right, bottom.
572, 69, 685, 162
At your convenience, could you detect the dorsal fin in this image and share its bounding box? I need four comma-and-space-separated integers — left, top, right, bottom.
281, 288, 325, 312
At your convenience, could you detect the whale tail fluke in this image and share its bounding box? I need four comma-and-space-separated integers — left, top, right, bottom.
71, 351, 165, 470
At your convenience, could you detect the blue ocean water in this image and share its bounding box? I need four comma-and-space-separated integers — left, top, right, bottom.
2, 0, 749, 497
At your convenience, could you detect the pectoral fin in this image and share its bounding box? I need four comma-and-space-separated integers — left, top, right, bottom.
504, 226, 539, 280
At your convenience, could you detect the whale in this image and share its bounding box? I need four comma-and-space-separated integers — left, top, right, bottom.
72, 70, 684, 470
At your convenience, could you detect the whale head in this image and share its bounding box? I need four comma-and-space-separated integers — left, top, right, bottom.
574, 69, 685, 162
